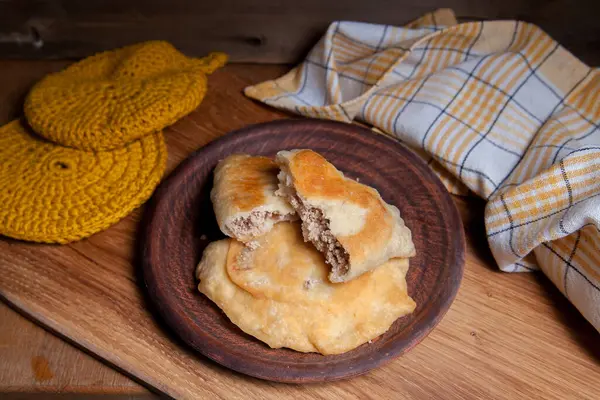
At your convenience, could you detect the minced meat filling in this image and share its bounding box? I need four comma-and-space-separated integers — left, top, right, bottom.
288, 194, 350, 276
231, 211, 285, 237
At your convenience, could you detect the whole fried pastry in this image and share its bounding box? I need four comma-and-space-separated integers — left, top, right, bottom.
196, 222, 416, 355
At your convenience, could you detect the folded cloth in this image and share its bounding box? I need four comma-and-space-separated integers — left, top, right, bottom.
244, 9, 600, 332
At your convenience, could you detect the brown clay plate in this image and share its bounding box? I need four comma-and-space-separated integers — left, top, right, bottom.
141, 119, 465, 383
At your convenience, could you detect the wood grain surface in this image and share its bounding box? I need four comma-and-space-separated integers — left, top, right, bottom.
0, 1, 599, 65
142, 119, 465, 382
0, 62, 599, 399
0, 59, 150, 398
0, 302, 151, 398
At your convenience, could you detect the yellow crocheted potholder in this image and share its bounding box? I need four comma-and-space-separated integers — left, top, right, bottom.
24, 41, 227, 151
0, 120, 167, 243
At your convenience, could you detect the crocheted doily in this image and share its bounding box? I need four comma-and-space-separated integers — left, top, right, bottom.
24, 41, 226, 151
0, 120, 167, 243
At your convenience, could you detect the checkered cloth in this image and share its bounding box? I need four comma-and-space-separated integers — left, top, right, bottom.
244, 9, 600, 332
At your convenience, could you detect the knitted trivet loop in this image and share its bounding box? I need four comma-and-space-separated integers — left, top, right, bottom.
0, 120, 167, 243
24, 41, 227, 151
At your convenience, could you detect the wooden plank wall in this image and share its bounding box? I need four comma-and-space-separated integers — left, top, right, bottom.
0, 1, 599, 64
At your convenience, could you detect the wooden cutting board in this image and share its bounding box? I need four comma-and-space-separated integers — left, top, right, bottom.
1, 65, 599, 399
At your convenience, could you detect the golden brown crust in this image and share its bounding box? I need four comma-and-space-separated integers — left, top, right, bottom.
211, 154, 295, 241
196, 222, 416, 355
277, 149, 415, 281
213, 155, 280, 211
286, 150, 394, 261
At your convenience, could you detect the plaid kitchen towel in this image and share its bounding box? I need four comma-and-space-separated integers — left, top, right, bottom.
244, 9, 600, 332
